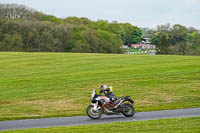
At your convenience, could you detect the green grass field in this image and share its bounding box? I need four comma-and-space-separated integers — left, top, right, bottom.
2, 117, 200, 133
0, 52, 200, 121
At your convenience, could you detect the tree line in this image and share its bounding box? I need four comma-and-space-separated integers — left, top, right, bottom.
0, 4, 142, 53
1, 4, 200, 55
142, 24, 200, 55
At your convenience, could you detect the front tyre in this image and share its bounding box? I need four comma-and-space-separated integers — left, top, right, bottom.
121, 103, 135, 117
86, 105, 102, 119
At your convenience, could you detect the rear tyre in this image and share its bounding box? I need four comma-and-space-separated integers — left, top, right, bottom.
86, 105, 102, 119
121, 103, 135, 117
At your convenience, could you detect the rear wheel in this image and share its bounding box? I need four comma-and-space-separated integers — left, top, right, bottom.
86, 105, 102, 119
121, 103, 135, 117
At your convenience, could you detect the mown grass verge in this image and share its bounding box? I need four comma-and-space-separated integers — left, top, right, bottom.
0, 52, 200, 121
2, 117, 200, 133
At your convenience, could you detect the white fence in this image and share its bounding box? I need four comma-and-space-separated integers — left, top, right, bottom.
126, 50, 156, 55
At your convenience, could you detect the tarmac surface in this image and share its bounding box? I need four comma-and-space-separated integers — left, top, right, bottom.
0, 107, 200, 131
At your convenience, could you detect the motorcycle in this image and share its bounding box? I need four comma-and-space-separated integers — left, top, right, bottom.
86, 89, 135, 119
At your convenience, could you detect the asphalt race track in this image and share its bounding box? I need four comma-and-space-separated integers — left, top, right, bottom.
0, 108, 200, 131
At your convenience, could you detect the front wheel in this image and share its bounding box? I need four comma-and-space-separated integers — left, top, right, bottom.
121, 103, 135, 117
86, 105, 102, 119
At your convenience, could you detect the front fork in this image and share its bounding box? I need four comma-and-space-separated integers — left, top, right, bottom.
91, 102, 101, 111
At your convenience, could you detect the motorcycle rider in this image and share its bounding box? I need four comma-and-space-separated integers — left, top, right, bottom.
100, 85, 117, 105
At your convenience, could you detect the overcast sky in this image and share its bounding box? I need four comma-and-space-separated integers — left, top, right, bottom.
1, 0, 200, 29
